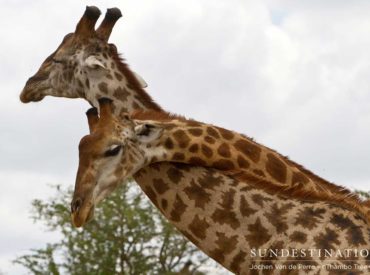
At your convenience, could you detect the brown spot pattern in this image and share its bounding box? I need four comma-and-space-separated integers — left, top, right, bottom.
166, 167, 184, 183
164, 123, 177, 130
266, 153, 287, 183
98, 82, 108, 94
290, 231, 307, 244
164, 137, 174, 149
265, 203, 294, 233
295, 207, 326, 230
217, 143, 231, 158
230, 250, 247, 274
189, 215, 210, 240
252, 193, 265, 207
184, 180, 211, 210
264, 202, 293, 234
153, 178, 169, 195
172, 152, 185, 161
188, 157, 207, 166
201, 144, 213, 158
197, 171, 223, 190
212, 190, 240, 229
313, 228, 340, 251
170, 195, 187, 222
114, 72, 123, 81
204, 136, 216, 144
234, 139, 261, 163
173, 129, 191, 148
188, 143, 199, 153
161, 199, 168, 210
113, 87, 129, 102
211, 232, 238, 264
143, 186, 158, 207
246, 218, 271, 248
240, 195, 256, 217
331, 213, 356, 230
347, 227, 366, 246
188, 128, 203, 137
185, 120, 200, 127
237, 155, 250, 169
213, 159, 235, 170
216, 127, 235, 140
220, 189, 236, 208
207, 127, 220, 138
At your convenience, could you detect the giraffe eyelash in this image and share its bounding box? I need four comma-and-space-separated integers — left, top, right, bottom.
104, 145, 122, 157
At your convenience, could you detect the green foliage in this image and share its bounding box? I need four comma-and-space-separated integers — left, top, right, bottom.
14, 182, 210, 275
355, 190, 370, 199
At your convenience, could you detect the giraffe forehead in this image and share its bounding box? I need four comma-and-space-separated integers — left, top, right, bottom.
79, 127, 121, 149
79, 134, 105, 154
54, 36, 109, 62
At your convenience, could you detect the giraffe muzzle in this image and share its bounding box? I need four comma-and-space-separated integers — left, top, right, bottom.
20, 75, 50, 103
71, 197, 95, 227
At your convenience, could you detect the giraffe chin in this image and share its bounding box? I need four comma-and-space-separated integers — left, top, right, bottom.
71, 206, 95, 228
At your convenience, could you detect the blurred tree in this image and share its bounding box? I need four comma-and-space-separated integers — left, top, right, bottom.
14, 182, 218, 275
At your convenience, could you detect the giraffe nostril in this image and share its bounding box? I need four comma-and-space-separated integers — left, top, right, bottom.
71, 198, 83, 213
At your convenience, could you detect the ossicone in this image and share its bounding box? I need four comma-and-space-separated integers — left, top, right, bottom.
74, 6, 101, 40
96, 7, 123, 42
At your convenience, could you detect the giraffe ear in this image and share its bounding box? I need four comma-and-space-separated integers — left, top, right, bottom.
132, 71, 148, 88
134, 124, 162, 143
84, 55, 106, 70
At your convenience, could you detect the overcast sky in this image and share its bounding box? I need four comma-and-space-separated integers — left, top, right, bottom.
1, 1, 370, 274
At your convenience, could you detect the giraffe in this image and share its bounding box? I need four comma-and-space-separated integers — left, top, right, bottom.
73, 99, 370, 225
71, 99, 370, 274
20, 6, 155, 111
19, 6, 370, 222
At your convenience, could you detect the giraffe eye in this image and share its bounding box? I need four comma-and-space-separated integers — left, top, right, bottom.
104, 145, 122, 157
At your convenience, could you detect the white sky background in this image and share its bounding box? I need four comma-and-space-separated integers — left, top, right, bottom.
1, 0, 370, 274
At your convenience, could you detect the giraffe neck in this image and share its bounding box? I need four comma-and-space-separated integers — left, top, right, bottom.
134, 165, 370, 274
85, 49, 163, 114
132, 112, 369, 223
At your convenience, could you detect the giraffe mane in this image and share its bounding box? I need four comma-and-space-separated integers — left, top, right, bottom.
131, 110, 191, 122
108, 44, 163, 112
231, 133, 369, 222
236, 134, 353, 198
227, 170, 369, 223
280, 154, 353, 196
240, 133, 362, 200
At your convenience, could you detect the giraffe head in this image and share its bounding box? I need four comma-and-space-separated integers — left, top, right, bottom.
20, 6, 147, 106
71, 98, 163, 227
